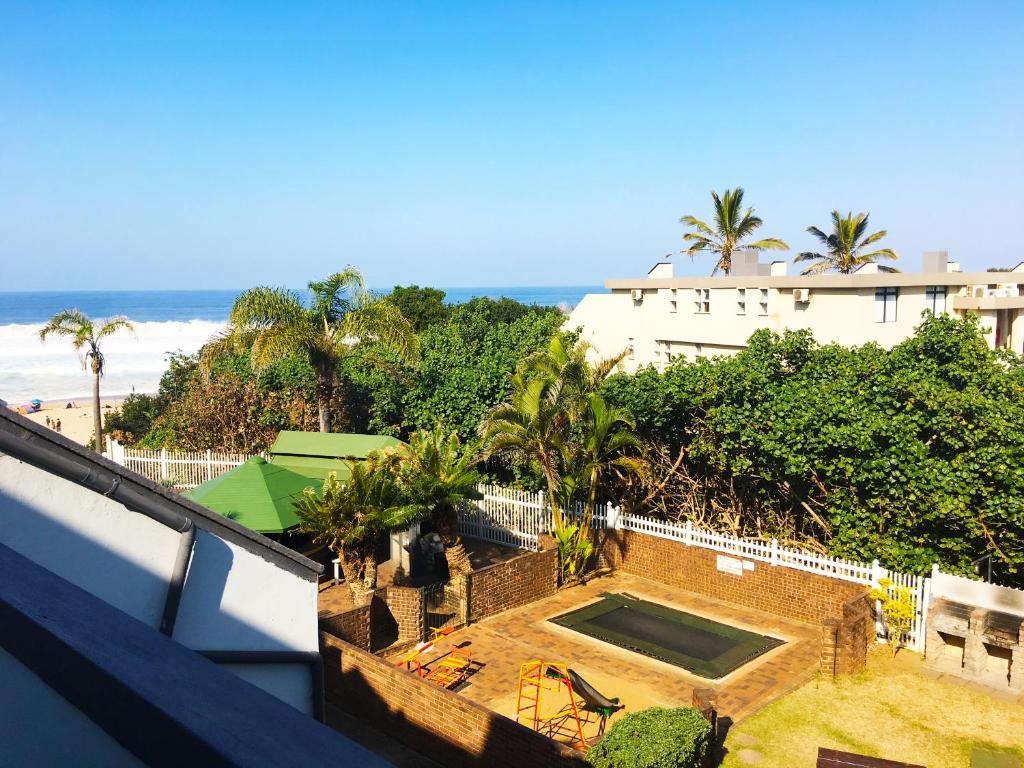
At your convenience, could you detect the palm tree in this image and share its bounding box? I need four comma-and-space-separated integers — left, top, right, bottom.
479, 338, 627, 535
39, 310, 134, 452
794, 211, 898, 275
573, 393, 644, 522
680, 188, 789, 275
217, 268, 419, 432
479, 371, 569, 527
384, 424, 483, 577
293, 463, 418, 605
521, 336, 624, 425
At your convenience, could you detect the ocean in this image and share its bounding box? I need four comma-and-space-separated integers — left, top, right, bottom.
0, 286, 602, 402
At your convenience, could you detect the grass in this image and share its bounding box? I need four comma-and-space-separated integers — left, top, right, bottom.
719, 646, 1024, 768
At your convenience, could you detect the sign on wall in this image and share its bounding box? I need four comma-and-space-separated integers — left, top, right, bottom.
716, 555, 745, 576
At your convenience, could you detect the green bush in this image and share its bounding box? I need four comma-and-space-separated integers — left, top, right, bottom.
587, 707, 711, 768
603, 313, 1024, 583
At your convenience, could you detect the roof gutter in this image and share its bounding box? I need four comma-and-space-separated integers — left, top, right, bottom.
0, 410, 323, 580
0, 427, 191, 532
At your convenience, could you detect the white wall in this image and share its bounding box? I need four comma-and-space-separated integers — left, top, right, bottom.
0, 648, 145, 767
932, 568, 1024, 617
0, 456, 179, 628
567, 282, 998, 370
173, 529, 318, 653
0, 453, 318, 714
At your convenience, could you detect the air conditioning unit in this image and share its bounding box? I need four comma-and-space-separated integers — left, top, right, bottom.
631, 289, 644, 302
793, 288, 810, 303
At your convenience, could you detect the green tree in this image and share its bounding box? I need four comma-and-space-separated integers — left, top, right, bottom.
794, 210, 898, 274
480, 338, 641, 578
603, 314, 1024, 582
479, 369, 570, 526
399, 300, 565, 442
294, 464, 418, 605
38, 310, 134, 452
217, 268, 419, 432
389, 285, 449, 331
384, 424, 483, 576
680, 187, 788, 275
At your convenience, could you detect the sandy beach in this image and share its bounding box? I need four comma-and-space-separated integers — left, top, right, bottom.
20, 396, 127, 448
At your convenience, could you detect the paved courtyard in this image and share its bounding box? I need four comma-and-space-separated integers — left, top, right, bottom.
388, 570, 822, 745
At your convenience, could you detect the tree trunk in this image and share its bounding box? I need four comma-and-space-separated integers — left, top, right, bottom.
439, 530, 473, 577
362, 554, 379, 594
318, 401, 331, 434
92, 365, 103, 453
336, 548, 374, 606
316, 367, 334, 433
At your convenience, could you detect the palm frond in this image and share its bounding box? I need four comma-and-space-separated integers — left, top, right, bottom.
229, 286, 305, 329
746, 237, 789, 251
339, 298, 420, 365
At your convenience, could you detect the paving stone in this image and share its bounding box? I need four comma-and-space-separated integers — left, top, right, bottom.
392, 572, 822, 744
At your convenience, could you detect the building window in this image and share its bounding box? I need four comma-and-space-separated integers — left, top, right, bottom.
736, 288, 747, 315
693, 288, 710, 314
656, 339, 674, 366
669, 288, 678, 313
926, 286, 947, 315
875, 287, 898, 323
758, 288, 769, 315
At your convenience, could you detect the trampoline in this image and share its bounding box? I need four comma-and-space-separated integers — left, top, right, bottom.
549, 593, 784, 679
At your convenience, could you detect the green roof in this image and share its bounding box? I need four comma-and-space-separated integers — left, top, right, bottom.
185, 457, 315, 534
268, 454, 352, 482
269, 431, 402, 460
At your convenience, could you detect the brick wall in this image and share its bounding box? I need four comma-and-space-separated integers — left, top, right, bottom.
820, 593, 873, 677
385, 585, 424, 644
319, 603, 371, 651
321, 633, 586, 768
600, 529, 867, 626
468, 547, 559, 622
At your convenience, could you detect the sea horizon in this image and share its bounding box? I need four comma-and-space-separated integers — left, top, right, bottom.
0, 285, 604, 403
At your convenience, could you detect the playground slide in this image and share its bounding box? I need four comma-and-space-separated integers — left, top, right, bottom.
567, 669, 623, 712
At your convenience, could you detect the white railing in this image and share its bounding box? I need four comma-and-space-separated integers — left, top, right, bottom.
457, 486, 614, 551
105, 439, 253, 489
458, 484, 547, 551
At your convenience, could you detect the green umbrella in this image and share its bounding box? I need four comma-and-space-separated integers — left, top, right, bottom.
186, 456, 315, 534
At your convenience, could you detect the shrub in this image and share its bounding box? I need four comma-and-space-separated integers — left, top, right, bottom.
587, 707, 711, 768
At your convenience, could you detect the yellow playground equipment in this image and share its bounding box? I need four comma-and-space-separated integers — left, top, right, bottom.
396, 627, 473, 690
516, 660, 623, 749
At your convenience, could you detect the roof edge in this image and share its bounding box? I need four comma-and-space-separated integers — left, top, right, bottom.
0, 409, 322, 581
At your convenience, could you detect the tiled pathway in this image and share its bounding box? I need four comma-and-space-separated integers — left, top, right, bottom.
394, 571, 821, 744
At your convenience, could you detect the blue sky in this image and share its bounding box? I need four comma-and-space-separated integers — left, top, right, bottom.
2, 2, 1022, 291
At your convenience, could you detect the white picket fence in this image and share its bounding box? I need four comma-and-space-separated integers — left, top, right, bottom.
105, 439, 252, 488
458, 483, 932, 652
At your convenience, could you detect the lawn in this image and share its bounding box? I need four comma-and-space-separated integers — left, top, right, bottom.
720, 646, 1024, 768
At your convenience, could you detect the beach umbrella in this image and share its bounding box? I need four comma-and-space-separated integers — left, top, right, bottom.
186, 456, 315, 534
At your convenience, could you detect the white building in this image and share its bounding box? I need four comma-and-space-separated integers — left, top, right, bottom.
568, 251, 1024, 371
0, 408, 389, 766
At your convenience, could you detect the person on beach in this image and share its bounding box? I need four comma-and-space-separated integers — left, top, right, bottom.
55, 418, 62, 433
45, 416, 51, 428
